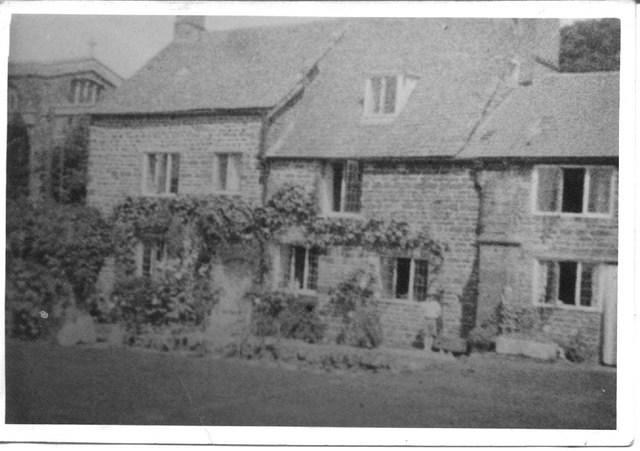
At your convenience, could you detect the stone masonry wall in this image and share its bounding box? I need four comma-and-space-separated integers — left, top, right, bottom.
87, 114, 263, 216
476, 162, 618, 361
266, 160, 479, 347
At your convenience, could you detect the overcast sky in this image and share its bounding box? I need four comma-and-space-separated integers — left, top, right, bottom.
9, 15, 320, 78
9, 15, 578, 80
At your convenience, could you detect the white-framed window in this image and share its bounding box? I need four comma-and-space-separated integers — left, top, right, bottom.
322, 160, 362, 214
534, 260, 599, 310
138, 241, 167, 278
380, 256, 429, 301
213, 153, 242, 193
70, 79, 103, 105
533, 165, 614, 216
143, 153, 180, 195
365, 75, 399, 116
281, 245, 319, 292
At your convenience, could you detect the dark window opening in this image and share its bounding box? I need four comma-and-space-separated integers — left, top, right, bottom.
395, 258, 411, 299
561, 168, 585, 213
293, 246, 307, 290
383, 76, 397, 114
580, 264, 594, 307
558, 261, 578, 305
332, 162, 344, 212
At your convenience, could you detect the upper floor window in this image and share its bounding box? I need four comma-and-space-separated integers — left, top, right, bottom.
535, 260, 598, 310
8, 87, 19, 112
213, 153, 241, 193
322, 160, 362, 214
70, 79, 103, 104
380, 256, 429, 301
363, 73, 418, 120
534, 166, 614, 216
281, 245, 319, 292
143, 153, 180, 196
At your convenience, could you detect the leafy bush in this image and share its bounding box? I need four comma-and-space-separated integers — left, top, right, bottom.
328, 269, 383, 349
112, 271, 219, 333
7, 200, 112, 305
561, 330, 592, 363
251, 290, 325, 343
5, 260, 72, 339
467, 323, 498, 352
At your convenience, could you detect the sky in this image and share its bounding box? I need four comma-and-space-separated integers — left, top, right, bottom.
9, 15, 320, 79
9, 15, 578, 80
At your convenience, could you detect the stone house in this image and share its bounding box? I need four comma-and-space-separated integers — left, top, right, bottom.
88, 17, 618, 363
8, 57, 122, 198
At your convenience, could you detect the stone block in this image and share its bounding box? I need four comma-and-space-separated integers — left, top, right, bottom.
495, 335, 560, 361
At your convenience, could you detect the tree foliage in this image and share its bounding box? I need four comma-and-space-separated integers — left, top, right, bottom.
560, 19, 620, 72
51, 117, 90, 204
6, 115, 30, 200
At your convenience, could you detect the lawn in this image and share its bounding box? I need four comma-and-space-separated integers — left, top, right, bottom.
5, 340, 615, 428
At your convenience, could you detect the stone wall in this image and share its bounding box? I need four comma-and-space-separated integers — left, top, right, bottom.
476, 162, 618, 361
266, 160, 480, 346
87, 114, 263, 216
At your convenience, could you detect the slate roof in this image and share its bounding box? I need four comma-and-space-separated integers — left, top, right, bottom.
458, 72, 619, 159
267, 18, 527, 159
9, 58, 123, 87
95, 20, 344, 114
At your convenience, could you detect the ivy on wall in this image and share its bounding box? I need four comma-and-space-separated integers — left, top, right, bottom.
111, 183, 447, 280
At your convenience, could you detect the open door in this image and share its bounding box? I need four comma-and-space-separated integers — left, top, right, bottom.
600, 264, 617, 366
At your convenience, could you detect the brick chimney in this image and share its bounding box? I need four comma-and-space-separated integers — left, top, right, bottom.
174, 16, 205, 42
513, 19, 560, 85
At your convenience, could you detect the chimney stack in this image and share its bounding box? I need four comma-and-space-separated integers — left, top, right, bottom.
174, 16, 205, 42
513, 19, 560, 86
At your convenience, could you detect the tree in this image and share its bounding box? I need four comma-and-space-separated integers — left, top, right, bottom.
560, 19, 620, 72
6, 115, 31, 200
51, 117, 90, 204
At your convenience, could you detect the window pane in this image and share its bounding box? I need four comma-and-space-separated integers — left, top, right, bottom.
380, 257, 395, 298
142, 244, 152, 277
307, 249, 319, 290
293, 246, 306, 290
146, 154, 157, 193
395, 258, 411, 299
536, 167, 561, 212
383, 76, 397, 114
157, 154, 168, 194
558, 261, 578, 305
280, 246, 291, 288
588, 168, 612, 214
344, 160, 362, 213
170, 154, 180, 194
561, 168, 585, 213
217, 154, 228, 191
538, 260, 556, 304
413, 259, 429, 301
332, 162, 343, 212
580, 263, 595, 307
370, 77, 382, 113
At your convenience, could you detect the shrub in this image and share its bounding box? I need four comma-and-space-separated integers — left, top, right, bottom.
5, 260, 72, 339
112, 272, 219, 333
328, 269, 383, 349
6, 199, 112, 306
251, 290, 325, 343
467, 323, 498, 352
561, 330, 592, 363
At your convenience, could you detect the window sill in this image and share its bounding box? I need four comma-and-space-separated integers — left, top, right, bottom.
360, 114, 398, 125
321, 211, 364, 220
532, 211, 613, 219
533, 302, 601, 313
212, 190, 242, 196
140, 192, 178, 198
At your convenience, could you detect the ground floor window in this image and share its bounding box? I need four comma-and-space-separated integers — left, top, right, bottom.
281, 245, 319, 292
143, 153, 180, 195
535, 260, 597, 308
138, 241, 167, 278
381, 257, 429, 301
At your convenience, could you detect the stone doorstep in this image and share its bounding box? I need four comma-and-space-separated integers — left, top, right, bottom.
495, 335, 560, 361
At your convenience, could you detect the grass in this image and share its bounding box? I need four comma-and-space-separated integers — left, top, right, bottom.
6, 340, 615, 428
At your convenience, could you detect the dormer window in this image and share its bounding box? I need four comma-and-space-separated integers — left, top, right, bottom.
363, 73, 418, 121
70, 79, 103, 105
